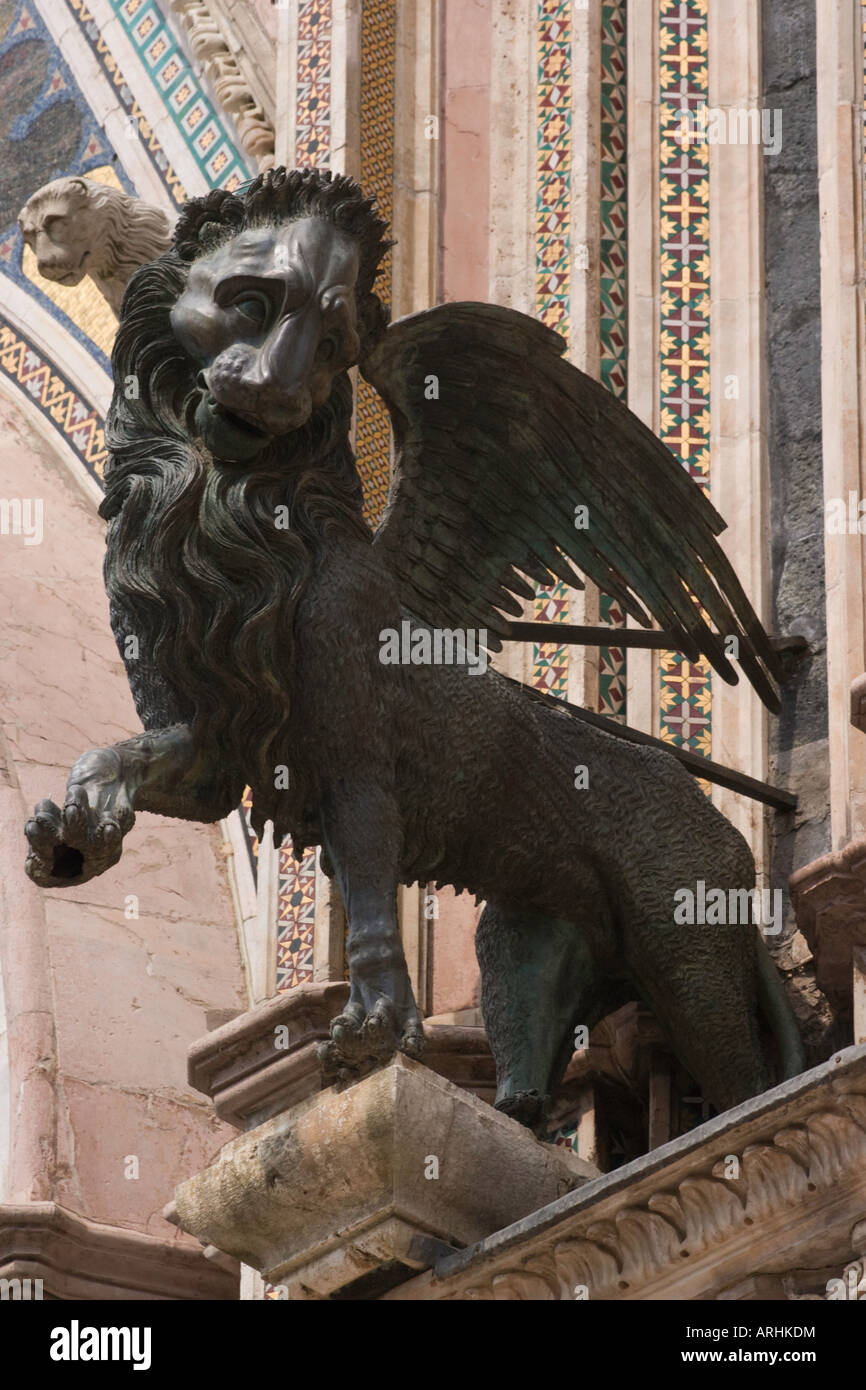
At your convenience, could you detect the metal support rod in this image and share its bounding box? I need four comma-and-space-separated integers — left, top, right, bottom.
505, 622, 673, 648
504, 622, 807, 655
509, 678, 797, 812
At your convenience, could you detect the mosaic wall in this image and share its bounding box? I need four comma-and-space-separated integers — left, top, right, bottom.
0, 0, 134, 373
295, 0, 331, 167
354, 0, 395, 528
271, 0, 338, 993
597, 0, 628, 724
0, 316, 108, 480
658, 0, 712, 758
108, 0, 251, 189
531, 0, 572, 698
69, 0, 189, 205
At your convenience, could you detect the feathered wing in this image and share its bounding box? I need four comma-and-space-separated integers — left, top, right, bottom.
361, 301, 782, 712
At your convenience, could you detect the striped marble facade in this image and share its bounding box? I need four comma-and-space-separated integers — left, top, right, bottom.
657, 0, 712, 759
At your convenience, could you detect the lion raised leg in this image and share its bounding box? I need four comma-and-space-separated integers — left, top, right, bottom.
25, 724, 238, 887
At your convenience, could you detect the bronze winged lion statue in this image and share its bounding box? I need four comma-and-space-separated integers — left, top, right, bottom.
25, 168, 804, 1128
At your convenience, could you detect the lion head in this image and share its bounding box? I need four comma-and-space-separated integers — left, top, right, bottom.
18, 176, 173, 315
164, 166, 391, 461
99, 167, 391, 838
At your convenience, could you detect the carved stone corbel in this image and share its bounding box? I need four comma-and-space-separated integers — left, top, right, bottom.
169, 0, 276, 169
18, 177, 173, 317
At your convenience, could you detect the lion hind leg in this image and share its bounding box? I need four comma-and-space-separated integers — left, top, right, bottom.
476, 901, 625, 1132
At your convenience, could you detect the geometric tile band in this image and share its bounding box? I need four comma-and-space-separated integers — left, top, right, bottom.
108, 0, 250, 190
354, 0, 395, 529
658, 0, 712, 760
597, 0, 628, 724
532, 0, 573, 700
0, 316, 108, 482
295, 0, 331, 168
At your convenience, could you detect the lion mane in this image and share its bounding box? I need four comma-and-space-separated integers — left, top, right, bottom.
100, 168, 390, 840
18, 176, 174, 315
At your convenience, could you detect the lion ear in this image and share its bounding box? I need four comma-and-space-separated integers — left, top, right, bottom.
67, 177, 89, 202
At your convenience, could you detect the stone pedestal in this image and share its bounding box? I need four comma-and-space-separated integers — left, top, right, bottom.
171, 1055, 596, 1299
187, 983, 497, 1130
382, 1044, 866, 1301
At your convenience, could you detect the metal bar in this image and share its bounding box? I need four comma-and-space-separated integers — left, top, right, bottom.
508, 679, 797, 812
505, 622, 672, 648
504, 622, 808, 656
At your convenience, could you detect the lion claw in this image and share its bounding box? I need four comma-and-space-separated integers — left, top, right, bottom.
318, 1000, 425, 1082
25, 793, 126, 888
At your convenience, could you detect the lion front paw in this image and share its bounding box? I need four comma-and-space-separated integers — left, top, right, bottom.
25, 786, 130, 888
317, 999, 425, 1083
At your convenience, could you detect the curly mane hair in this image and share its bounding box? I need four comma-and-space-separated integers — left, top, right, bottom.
100, 167, 390, 839
83, 183, 174, 289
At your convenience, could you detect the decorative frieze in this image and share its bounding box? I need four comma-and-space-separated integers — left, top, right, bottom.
384, 1045, 866, 1300
168, 0, 275, 167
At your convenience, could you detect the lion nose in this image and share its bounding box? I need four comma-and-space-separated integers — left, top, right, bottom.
257, 313, 320, 398
201, 360, 306, 436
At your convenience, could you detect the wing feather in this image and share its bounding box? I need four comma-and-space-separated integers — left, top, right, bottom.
362, 302, 781, 710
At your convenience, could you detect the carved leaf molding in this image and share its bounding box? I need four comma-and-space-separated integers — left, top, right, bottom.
443, 1096, 866, 1301
169, 0, 275, 167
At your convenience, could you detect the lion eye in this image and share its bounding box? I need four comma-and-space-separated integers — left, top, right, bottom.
232, 294, 269, 325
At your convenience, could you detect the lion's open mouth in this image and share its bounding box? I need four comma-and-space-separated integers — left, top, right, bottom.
210, 400, 270, 440
193, 392, 273, 462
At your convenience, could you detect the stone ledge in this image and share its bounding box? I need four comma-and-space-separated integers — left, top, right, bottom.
0, 1202, 238, 1301
187, 983, 497, 1129
383, 1044, 866, 1300
173, 1054, 597, 1299
188, 982, 349, 1129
